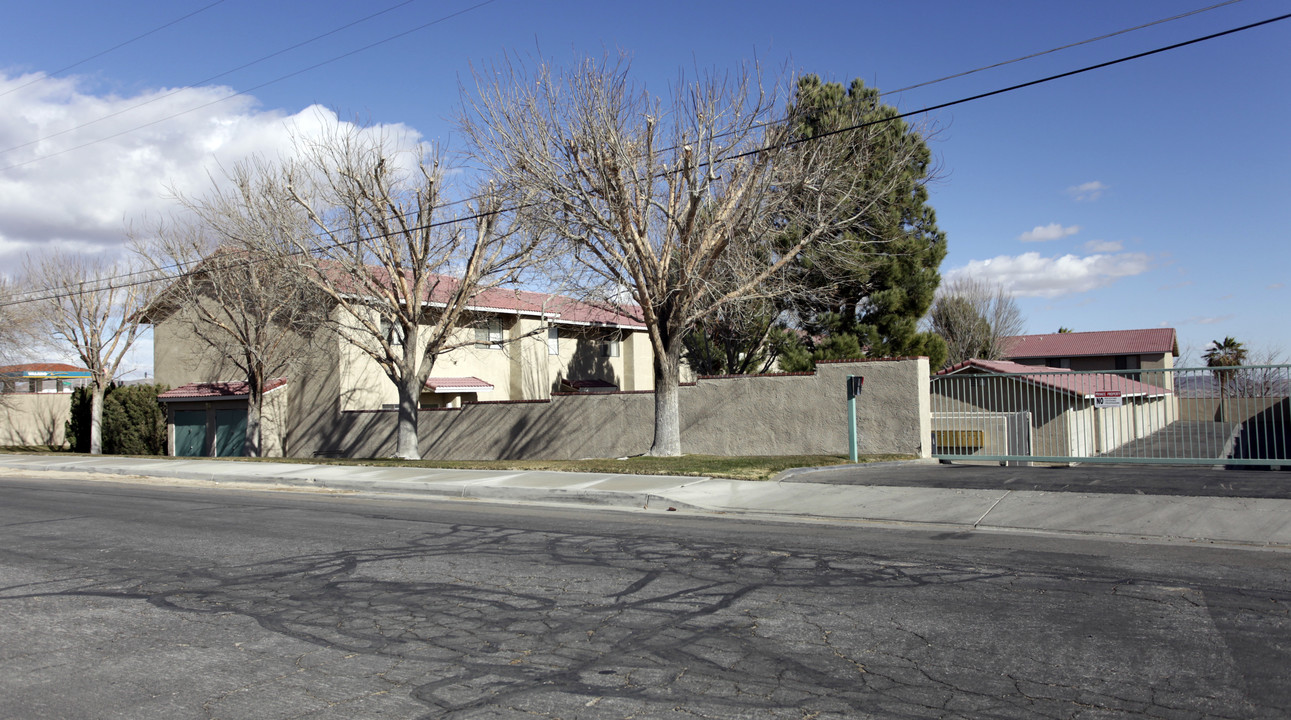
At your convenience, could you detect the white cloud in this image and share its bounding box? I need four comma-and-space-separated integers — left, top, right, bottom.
1066, 180, 1108, 201
1269, 282, 1285, 290
1083, 239, 1122, 253
0, 72, 422, 268
944, 251, 1152, 298
1018, 223, 1079, 243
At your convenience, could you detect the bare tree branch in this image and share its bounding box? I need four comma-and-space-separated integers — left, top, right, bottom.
459, 55, 921, 455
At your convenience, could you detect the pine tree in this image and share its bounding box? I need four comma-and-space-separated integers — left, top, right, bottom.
686, 75, 947, 372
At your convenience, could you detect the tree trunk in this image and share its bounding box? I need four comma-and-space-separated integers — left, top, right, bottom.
395, 374, 420, 460
245, 394, 262, 458
89, 384, 105, 455
647, 344, 683, 456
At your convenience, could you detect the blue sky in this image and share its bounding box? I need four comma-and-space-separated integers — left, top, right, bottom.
1, 0, 1288, 374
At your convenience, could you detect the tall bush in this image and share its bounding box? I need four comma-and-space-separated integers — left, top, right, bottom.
66, 383, 167, 455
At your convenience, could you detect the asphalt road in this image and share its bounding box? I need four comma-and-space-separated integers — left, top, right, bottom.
3, 474, 1290, 719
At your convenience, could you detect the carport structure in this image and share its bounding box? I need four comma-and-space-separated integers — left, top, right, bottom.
930, 360, 1290, 467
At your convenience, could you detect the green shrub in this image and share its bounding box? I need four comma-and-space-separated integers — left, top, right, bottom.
65, 383, 168, 455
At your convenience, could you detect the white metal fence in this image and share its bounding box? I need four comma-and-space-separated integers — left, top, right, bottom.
930, 365, 1290, 467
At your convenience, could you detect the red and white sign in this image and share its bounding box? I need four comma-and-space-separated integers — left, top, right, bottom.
1094, 390, 1122, 408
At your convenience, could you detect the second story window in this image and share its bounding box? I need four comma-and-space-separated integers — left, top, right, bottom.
602, 332, 621, 358
547, 326, 559, 355
475, 319, 503, 349
380, 318, 405, 349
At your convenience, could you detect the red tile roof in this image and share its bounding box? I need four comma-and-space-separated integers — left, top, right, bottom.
0, 363, 92, 376
321, 263, 645, 328
936, 359, 1170, 398
1002, 328, 1176, 359
157, 377, 287, 401
424, 377, 494, 393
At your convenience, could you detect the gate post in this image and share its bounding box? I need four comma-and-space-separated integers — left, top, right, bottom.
847, 376, 864, 462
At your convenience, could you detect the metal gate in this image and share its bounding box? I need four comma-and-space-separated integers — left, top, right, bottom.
930, 364, 1290, 467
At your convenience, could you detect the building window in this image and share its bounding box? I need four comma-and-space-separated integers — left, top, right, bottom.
1114, 355, 1141, 370
602, 332, 621, 358
380, 318, 404, 348
547, 326, 559, 356
475, 319, 503, 349
1045, 357, 1071, 369
1115, 354, 1141, 380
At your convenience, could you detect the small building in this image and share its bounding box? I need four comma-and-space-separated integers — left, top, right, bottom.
157, 378, 289, 457
0, 363, 93, 394
1002, 328, 1178, 374
931, 359, 1176, 461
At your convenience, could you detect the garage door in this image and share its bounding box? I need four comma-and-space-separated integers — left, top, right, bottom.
174, 410, 206, 456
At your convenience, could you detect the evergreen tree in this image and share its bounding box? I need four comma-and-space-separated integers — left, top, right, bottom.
687, 74, 947, 372
786, 76, 947, 369
66, 383, 167, 455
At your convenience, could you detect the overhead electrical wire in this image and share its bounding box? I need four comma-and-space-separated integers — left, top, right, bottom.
0, 0, 421, 158
0, 0, 499, 172
2, 8, 1287, 310
0, 0, 228, 100
0, 0, 1237, 170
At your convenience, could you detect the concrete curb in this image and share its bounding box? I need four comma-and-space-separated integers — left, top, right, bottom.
772, 457, 938, 484
4, 455, 1291, 549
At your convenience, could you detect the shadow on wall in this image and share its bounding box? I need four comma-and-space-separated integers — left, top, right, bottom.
1229, 397, 1290, 469
556, 333, 620, 393
0, 395, 71, 447
425, 392, 651, 460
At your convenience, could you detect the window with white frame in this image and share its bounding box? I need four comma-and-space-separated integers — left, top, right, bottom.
380, 317, 404, 348
475, 318, 504, 349
547, 326, 559, 355
602, 331, 621, 358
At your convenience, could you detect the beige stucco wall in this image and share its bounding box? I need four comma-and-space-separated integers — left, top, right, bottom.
0, 394, 71, 447
308, 358, 931, 460
337, 314, 651, 408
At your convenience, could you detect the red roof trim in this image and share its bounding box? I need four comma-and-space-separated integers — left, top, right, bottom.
934, 359, 1171, 398
0, 363, 92, 375
1002, 328, 1177, 359
157, 377, 287, 401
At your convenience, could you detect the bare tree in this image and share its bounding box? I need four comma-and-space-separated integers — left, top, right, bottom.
458, 56, 917, 455
929, 276, 1026, 367
0, 276, 27, 366
0, 276, 31, 408
22, 252, 153, 454
137, 161, 331, 457
283, 124, 542, 460
1234, 345, 1288, 398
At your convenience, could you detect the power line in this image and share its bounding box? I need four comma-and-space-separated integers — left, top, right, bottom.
0, 0, 228, 100
0, 0, 1230, 172
0, 0, 421, 158
880, 0, 1247, 97
744, 10, 1291, 160
4, 9, 1288, 310
0, 0, 499, 172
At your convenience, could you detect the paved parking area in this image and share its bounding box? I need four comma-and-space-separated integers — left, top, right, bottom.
783, 461, 1291, 499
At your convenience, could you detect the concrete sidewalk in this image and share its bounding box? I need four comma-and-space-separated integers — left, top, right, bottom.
2, 454, 1289, 549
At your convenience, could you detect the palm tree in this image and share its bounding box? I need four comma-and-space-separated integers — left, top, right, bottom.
1204, 336, 1246, 420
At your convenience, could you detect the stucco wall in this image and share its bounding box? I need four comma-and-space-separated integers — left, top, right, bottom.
307, 358, 930, 460
0, 394, 71, 447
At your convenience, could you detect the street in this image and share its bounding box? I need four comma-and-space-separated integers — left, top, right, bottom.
2, 474, 1289, 719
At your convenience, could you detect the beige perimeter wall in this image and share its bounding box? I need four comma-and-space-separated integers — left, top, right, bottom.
0, 394, 71, 447
303, 358, 931, 460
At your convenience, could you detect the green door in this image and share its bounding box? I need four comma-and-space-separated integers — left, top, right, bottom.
214, 409, 247, 457
174, 410, 206, 456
